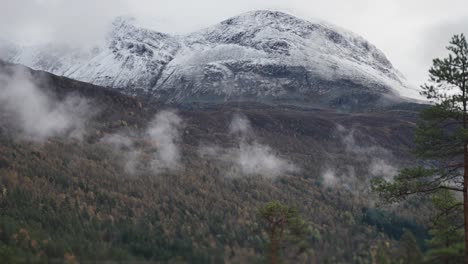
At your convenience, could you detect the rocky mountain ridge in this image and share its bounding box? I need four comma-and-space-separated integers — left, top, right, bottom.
0, 10, 422, 110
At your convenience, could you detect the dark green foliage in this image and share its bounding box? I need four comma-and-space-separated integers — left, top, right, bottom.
372, 33, 468, 262
372, 34, 468, 199
397, 230, 423, 264
421, 34, 468, 103
361, 208, 427, 244
372, 167, 441, 202
258, 200, 311, 263
425, 190, 464, 263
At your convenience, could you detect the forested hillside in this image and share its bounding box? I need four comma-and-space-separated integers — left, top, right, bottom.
0, 61, 431, 263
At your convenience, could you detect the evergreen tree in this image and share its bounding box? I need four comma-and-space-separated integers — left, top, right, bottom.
372, 34, 468, 262
425, 190, 464, 264
258, 200, 310, 264
398, 230, 423, 264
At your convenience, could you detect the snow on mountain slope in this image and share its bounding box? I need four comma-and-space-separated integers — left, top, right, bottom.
156, 11, 421, 104
3, 17, 180, 90
0, 10, 422, 109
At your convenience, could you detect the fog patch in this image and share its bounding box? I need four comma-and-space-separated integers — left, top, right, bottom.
229, 113, 251, 135
339, 125, 391, 157
321, 125, 399, 191
0, 67, 93, 141
146, 111, 184, 172
321, 166, 360, 191
101, 134, 142, 174
339, 125, 398, 179
369, 158, 398, 180
199, 113, 297, 178
101, 110, 184, 175
322, 168, 339, 187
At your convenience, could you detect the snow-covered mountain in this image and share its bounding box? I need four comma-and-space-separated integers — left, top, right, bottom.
1, 17, 180, 90
0, 10, 421, 110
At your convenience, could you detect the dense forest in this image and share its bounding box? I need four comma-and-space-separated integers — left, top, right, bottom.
1, 31, 468, 264
0, 61, 437, 263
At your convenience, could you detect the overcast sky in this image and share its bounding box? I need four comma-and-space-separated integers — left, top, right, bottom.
1, 0, 467, 87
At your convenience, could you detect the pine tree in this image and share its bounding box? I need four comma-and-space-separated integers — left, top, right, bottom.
398, 230, 423, 264
258, 200, 310, 264
372, 34, 468, 262
425, 190, 464, 264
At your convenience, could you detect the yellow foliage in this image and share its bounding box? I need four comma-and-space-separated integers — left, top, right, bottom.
64, 253, 78, 264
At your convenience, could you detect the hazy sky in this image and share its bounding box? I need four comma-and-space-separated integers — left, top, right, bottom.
1, 0, 467, 87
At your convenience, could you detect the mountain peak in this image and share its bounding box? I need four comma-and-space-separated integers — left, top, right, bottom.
0, 11, 422, 109
219, 10, 313, 28
193, 10, 394, 73
226, 10, 298, 21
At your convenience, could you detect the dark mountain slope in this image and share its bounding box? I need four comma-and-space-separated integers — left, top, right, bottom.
0, 62, 427, 263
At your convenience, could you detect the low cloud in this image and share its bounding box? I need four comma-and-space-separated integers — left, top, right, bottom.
101, 134, 143, 174
369, 158, 398, 180
321, 166, 359, 192
321, 125, 399, 190
146, 111, 184, 172
340, 125, 398, 179
101, 110, 184, 175
0, 67, 93, 141
199, 113, 297, 178
322, 169, 339, 187
339, 125, 391, 157
229, 114, 251, 135
235, 142, 295, 176
0, 0, 129, 46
